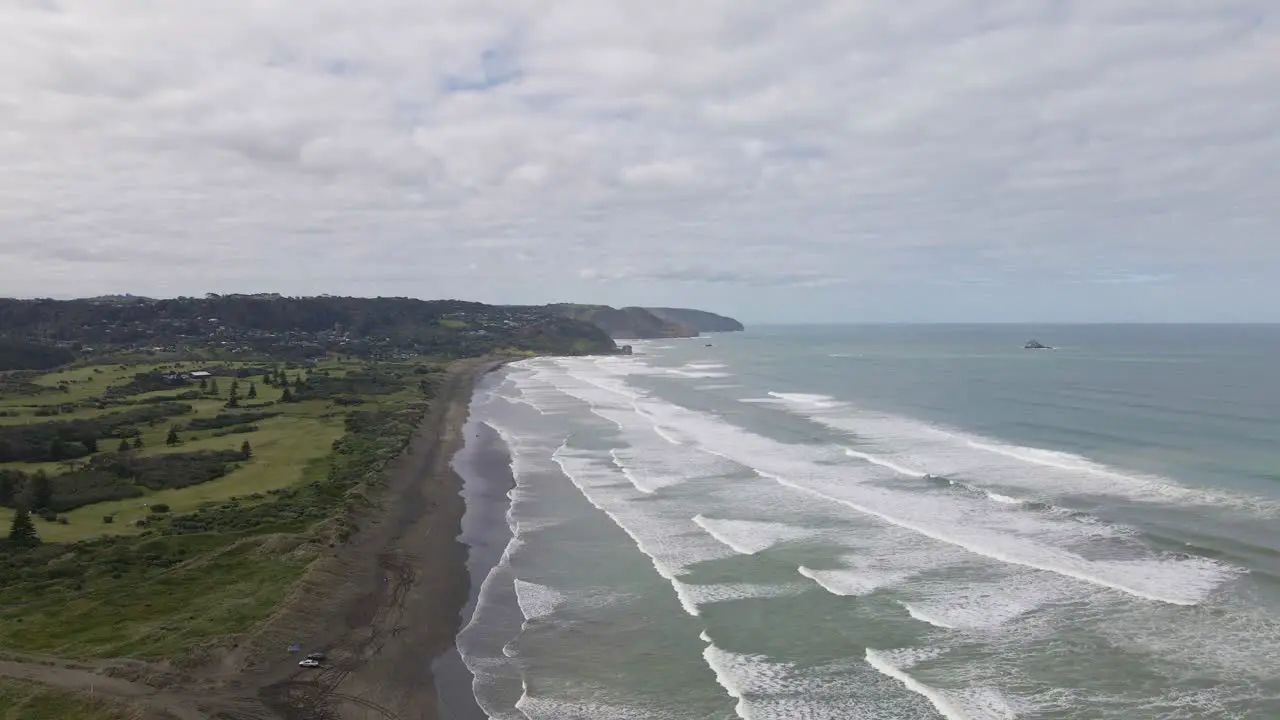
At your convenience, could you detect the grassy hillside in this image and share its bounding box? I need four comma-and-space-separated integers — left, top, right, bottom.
544, 304, 695, 339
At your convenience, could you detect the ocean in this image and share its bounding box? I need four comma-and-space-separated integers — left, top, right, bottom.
447, 325, 1280, 720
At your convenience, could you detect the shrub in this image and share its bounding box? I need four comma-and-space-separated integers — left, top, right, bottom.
151, 503, 171, 513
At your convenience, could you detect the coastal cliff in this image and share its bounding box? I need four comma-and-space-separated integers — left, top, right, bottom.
643, 307, 745, 334
540, 304, 744, 339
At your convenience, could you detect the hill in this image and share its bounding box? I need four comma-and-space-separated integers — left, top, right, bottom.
537, 304, 744, 339
0, 296, 617, 361
642, 307, 745, 333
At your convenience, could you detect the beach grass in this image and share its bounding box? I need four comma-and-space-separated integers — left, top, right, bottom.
0, 535, 313, 659
0, 677, 138, 720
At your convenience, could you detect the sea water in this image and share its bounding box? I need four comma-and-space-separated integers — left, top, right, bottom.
454, 325, 1280, 719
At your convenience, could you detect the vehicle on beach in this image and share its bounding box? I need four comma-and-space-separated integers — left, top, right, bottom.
298, 658, 323, 668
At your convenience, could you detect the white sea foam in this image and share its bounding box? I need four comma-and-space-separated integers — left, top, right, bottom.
765, 390, 1279, 515
865, 649, 1021, 720
551, 447, 737, 616
531, 358, 1238, 606
513, 578, 563, 621
702, 640, 903, 720
777, 470, 1234, 606
902, 571, 1089, 631
692, 515, 817, 555
901, 603, 956, 629
516, 695, 672, 720
796, 542, 959, 598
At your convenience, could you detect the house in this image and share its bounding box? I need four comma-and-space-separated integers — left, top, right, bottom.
189, 371, 213, 378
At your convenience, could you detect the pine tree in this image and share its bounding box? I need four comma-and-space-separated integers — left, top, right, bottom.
118, 438, 131, 452
240, 440, 252, 460
230, 379, 240, 395
210, 378, 221, 396
247, 383, 258, 399
280, 386, 294, 403
225, 386, 240, 409
199, 377, 208, 391
166, 426, 180, 446
7, 505, 40, 549
31, 471, 53, 511
0, 472, 16, 507
132, 436, 144, 450
294, 375, 305, 390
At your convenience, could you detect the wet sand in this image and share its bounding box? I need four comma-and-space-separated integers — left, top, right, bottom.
435, 379, 517, 719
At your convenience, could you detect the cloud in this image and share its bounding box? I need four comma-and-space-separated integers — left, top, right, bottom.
1, 0, 1278, 321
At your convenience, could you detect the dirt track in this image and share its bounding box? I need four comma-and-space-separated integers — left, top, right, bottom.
0, 358, 504, 720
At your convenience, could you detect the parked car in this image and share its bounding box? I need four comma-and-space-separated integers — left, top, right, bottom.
298, 658, 322, 668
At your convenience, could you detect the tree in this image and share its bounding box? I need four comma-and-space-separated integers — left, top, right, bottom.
118, 438, 131, 452
240, 440, 252, 460
225, 386, 240, 409
166, 426, 180, 446
0, 471, 18, 507
48, 437, 65, 460
294, 375, 305, 390
280, 386, 294, 403
7, 505, 40, 549
199, 377, 208, 391
30, 471, 53, 511
132, 436, 144, 450
247, 382, 258, 399
209, 378, 221, 396
84, 436, 98, 453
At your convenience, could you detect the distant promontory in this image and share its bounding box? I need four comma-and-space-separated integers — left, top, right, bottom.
537, 304, 744, 339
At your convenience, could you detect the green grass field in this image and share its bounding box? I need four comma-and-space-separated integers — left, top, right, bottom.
0, 360, 356, 543
0, 678, 137, 720
0, 534, 314, 659
0, 354, 435, 665
0, 412, 343, 543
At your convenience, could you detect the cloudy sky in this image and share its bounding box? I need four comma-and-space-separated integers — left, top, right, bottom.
2, 1, 1278, 322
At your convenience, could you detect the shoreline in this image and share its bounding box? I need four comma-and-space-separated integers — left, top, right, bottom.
0, 355, 521, 720
248, 356, 513, 720
434, 380, 518, 720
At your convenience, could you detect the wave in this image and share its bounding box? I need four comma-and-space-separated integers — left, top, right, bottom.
764, 391, 1279, 516
692, 514, 816, 555
513, 579, 563, 622
530, 359, 1238, 606
865, 648, 1021, 720
702, 641, 881, 720
901, 603, 955, 629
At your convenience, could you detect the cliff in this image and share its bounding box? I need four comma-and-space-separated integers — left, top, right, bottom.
643, 307, 745, 333
539, 304, 744, 339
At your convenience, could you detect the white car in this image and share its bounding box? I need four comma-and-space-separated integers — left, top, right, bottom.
298, 658, 322, 668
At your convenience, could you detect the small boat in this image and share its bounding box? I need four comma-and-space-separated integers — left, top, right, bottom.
1024, 340, 1052, 350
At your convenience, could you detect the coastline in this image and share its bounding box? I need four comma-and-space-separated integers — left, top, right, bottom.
247, 356, 513, 720
435, 384, 517, 720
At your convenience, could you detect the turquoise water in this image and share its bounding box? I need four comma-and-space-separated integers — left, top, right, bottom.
454, 325, 1280, 719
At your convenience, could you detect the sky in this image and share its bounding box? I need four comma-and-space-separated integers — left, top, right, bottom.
1, 1, 1278, 323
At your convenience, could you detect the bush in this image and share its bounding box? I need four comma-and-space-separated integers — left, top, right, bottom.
0, 403, 192, 462
151, 503, 170, 513
183, 411, 277, 432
